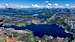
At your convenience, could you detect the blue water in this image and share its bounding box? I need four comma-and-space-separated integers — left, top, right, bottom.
3, 24, 73, 37
1, 23, 74, 42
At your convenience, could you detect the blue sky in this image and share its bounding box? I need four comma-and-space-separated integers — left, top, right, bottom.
0, 0, 74, 4
0, 0, 75, 8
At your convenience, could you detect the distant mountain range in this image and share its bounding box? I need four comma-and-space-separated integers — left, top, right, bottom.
0, 8, 75, 16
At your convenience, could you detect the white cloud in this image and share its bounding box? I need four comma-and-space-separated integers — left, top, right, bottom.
65, 4, 70, 6
58, 6, 65, 8
0, 3, 74, 8
45, 1, 49, 3
0, 3, 31, 8
32, 4, 39, 8
48, 3, 52, 6
5, 3, 9, 7
71, 5, 75, 8
54, 3, 58, 6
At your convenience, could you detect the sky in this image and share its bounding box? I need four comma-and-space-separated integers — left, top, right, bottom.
0, 0, 75, 8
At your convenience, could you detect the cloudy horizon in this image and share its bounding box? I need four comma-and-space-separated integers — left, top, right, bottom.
0, 0, 75, 8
